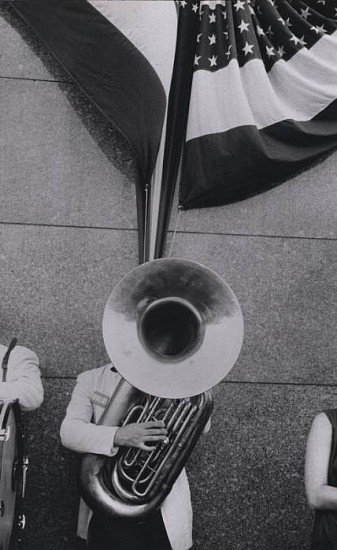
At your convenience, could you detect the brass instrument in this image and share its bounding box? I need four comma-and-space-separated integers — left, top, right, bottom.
0, 401, 27, 550
80, 258, 243, 520
0, 339, 28, 550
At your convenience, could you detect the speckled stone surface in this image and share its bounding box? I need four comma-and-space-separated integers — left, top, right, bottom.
0, 225, 138, 376
168, 233, 337, 385
187, 381, 325, 550
0, 227, 335, 383
22, 379, 79, 550
0, 3, 67, 80
21, 380, 333, 550
169, 148, 337, 240
0, 78, 137, 228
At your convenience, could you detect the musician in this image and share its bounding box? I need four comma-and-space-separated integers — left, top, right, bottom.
60, 363, 210, 550
305, 410, 337, 549
0, 341, 43, 412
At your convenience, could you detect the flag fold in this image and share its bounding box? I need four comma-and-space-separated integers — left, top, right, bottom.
177, 0, 337, 209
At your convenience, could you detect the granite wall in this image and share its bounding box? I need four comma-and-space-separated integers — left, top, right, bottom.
1, 4, 336, 549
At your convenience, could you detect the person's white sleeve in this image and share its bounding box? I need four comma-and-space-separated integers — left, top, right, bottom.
60, 370, 118, 456
0, 346, 44, 412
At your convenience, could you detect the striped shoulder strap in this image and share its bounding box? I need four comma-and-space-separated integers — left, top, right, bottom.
1, 338, 18, 382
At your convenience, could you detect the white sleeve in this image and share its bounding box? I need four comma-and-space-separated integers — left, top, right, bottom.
60, 370, 118, 456
0, 346, 44, 412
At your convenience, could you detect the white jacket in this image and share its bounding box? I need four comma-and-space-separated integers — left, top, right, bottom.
0, 343, 43, 411
60, 364, 193, 550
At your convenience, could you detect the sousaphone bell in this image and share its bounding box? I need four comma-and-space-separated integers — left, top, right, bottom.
80, 258, 244, 520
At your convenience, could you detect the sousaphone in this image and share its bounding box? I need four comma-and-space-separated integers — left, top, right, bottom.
80, 258, 244, 520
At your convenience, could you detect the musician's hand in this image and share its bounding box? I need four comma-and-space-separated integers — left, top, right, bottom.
114, 421, 168, 451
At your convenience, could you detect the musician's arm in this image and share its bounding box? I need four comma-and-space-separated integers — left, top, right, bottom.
305, 412, 337, 510
0, 346, 43, 412
60, 371, 119, 457
61, 371, 169, 455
